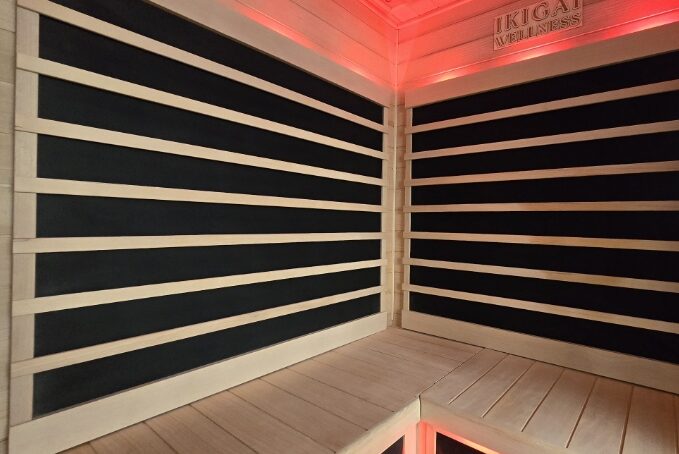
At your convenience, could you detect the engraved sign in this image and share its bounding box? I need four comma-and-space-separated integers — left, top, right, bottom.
494, 0, 583, 50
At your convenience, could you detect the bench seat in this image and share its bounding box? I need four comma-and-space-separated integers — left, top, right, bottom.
62, 328, 679, 454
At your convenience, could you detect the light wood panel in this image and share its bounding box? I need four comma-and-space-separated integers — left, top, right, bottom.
406, 284, 679, 334
9, 313, 387, 454
405, 258, 679, 293
18, 55, 382, 157
16, 177, 383, 212
17, 117, 383, 185
623, 387, 677, 454
18, 0, 386, 130
89, 423, 174, 454
407, 201, 679, 213
404, 311, 679, 395
407, 121, 679, 159
14, 232, 384, 254
406, 20, 679, 107
14, 259, 384, 315
406, 232, 679, 253
11, 286, 382, 376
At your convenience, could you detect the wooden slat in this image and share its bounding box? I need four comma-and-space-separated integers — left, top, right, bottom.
89, 423, 174, 454
385, 327, 481, 355
407, 161, 679, 186
404, 311, 679, 395
8, 313, 386, 454
407, 201, 679, 213
145, 405, 255, 454
313, 349, 434, 394
406, 284, 679, 334
374, 329, 478, 362
60, 445, 97, 454
622, 386, 677, 454
406, 232, 679, 253
450, 355, 534, 417
19, 54, 383, 157
11, 286, 382, 376
262, 368, 392, 430
407, 80, 679, 133
421, 349, 506, 405
405, 258, 679, 293
354, 336, 460, 371
231, 379, 365, 452
192, 391, 332, 454
17, 117, 383, 185
15, 177, 383, 213
337, 340, 451, 383
522, 370, 596, 447
13, 260, 384, 315
289, 359, 412, 412
568, 378, 632, 454
407, 120, 679, 160
484, 363, 563, 432
14, 232, 383, 253
18, 0, 388, 127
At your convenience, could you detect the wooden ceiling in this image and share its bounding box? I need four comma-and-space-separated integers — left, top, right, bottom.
359, 0, 470, 27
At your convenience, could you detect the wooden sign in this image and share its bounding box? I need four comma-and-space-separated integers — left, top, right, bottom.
494, 0, 583, 50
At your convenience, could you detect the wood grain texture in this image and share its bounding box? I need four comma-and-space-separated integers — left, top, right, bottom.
231, 379, 365, 451
145, 405, 255, 454
89, 423, 174, 454
622, 387, 677, 454
568, 378, 632, 454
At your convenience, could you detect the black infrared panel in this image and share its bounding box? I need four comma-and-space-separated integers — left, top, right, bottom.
36, 240, 381, 296
47, 0, 383, 122
410, 293, 679, 364
33, 295, 380, 416
39, 18, 382, 150
411, 172, 679, 205
411, 132, 679, 178
37, 195, 381, 237
412, 91, 679, 151
37, 136, 381, 205
35, 267, 380, 355
410, 211, 679, 241
413, 50, 679, 125
410, 240, 679, 282
382, 437, 404, 454
410, 266, 678, 322
38, 77, 382, 178
436, 433, 483, 454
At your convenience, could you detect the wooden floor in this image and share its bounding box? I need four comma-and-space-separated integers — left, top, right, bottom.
60, 328, 678, 454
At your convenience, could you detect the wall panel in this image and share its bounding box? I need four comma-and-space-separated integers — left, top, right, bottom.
10, 0, 390, 451
403, 43, 679, 391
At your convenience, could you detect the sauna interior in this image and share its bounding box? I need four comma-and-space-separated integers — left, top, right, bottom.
0, 0, 678, 452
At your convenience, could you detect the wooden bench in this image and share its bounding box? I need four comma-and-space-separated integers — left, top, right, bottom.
61, 328, 679, 454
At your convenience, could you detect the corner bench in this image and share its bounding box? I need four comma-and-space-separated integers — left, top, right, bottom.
62, 328, 679, 454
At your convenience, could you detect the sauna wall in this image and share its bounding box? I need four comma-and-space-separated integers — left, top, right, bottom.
397, 0, 679, 88
402, 32, 679, 392
0, 0, 15, 452
8, 0, 394, 452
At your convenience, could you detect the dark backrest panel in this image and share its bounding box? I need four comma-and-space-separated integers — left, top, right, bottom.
409, 50, 679, 364
23, 0, 386, 417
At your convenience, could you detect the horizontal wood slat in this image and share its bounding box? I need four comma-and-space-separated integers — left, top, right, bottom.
407, 161, 679, 186
404, 258, 679, 293
407, 80, 679, 134
14, 259, 385, 315
16, 117, 383, 185
18, 0, 390, 117
18, 54, 383, 158
406, 201, 679, 213
8, 313, 388, 454
405, 232, 679, 252
12, 286, 383, 377
14, 233, 383, 253
405, 284, 679, 334
15, 177, 384, 212
407, 121, 679, 160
